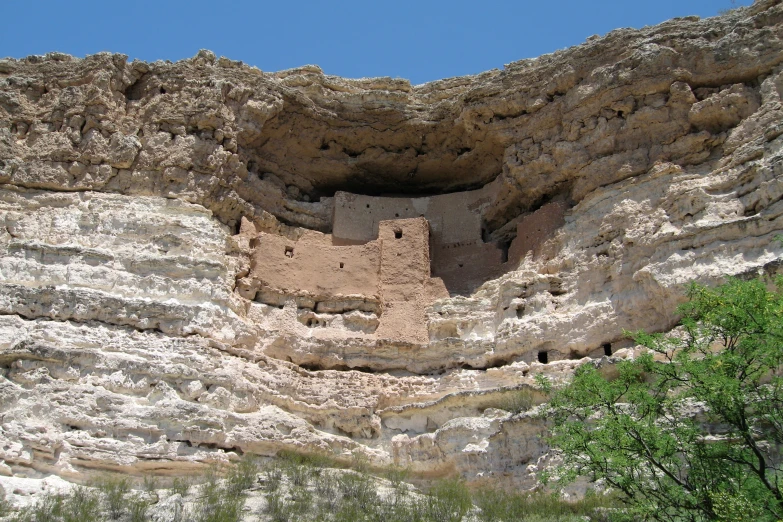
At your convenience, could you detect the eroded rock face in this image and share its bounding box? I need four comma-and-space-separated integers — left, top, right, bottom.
1, 0, 783, 493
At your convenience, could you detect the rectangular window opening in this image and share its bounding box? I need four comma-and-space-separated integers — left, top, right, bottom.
500, 240, 511, 263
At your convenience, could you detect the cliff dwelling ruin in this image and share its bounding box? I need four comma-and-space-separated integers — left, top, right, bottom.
237, 184, 568, 345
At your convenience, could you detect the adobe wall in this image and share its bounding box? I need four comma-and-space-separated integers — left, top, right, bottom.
375, 218, 441, 343
508, 201, 568, 264
430, 242, 505, 296
333, 184, 509, 296
332, 182, 497, 246
245, 197, 568, 342
248, 229, 381, 303
246, 217, 446, 344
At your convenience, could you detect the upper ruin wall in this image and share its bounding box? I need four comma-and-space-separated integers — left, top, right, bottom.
332, 183, 498, 246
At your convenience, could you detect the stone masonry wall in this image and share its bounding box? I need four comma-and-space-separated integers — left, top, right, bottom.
244, 217, 446, 344
248, 229, 381, 306
508, 201, 569, 264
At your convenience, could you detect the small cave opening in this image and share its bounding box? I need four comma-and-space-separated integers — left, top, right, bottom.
603, 343, 612, 356
124, 73, 149, 101
537, 351, 549, 364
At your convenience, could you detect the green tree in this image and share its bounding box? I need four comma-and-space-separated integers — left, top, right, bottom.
544, 277, 783, 521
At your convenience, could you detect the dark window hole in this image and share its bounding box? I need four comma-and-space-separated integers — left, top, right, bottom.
285, 246, 294, 258
395, 213, 399, 217
394, 230, 402, 239
603, 343, 612, 356
339, 262, 344, 269
458, 263, 463, 268
159, 87, 167, 94
538, 351, 549, 364
366, 204, 370, 208
499, 240, 511, 263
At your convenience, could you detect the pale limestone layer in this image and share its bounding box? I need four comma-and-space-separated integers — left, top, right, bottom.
0, 0, 782, 494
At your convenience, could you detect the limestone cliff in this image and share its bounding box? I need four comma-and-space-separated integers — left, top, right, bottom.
1, 0, 783, 495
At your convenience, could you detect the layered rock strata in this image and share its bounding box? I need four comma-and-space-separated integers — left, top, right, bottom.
0, 0, 782, 495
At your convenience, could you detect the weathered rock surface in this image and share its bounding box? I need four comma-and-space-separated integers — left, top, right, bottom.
1, 0, 783, 498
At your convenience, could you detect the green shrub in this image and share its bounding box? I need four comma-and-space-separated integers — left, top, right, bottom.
8, 487, 103, 522
95, 476, 130, 520
141, 475, 159, 497
473, 488, 622, 522
24, 492, 64, 522
277, 450, 340, 470
127, 493, 149, 522
0, 496, 10, 519
495, 388, 535, 414
62, 486, 101, 522
193, 468, 245, 522
225, 456, 258, 496
313, 470, 339, 511
338, 471, 377, 510
422, 479, 472, 522
262, 460, 285, 492
264, 492, 291, 522
170, 476, 190, 497
286, 462, 309, 488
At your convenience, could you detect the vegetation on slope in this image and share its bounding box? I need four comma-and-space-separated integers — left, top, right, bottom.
545, 276, 783, 521
0, 453, 619, 521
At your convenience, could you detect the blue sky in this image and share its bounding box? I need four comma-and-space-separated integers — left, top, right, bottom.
1, 0, 751, 85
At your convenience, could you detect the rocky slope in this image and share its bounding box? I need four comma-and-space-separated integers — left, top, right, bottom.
0, 0, 782, 503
